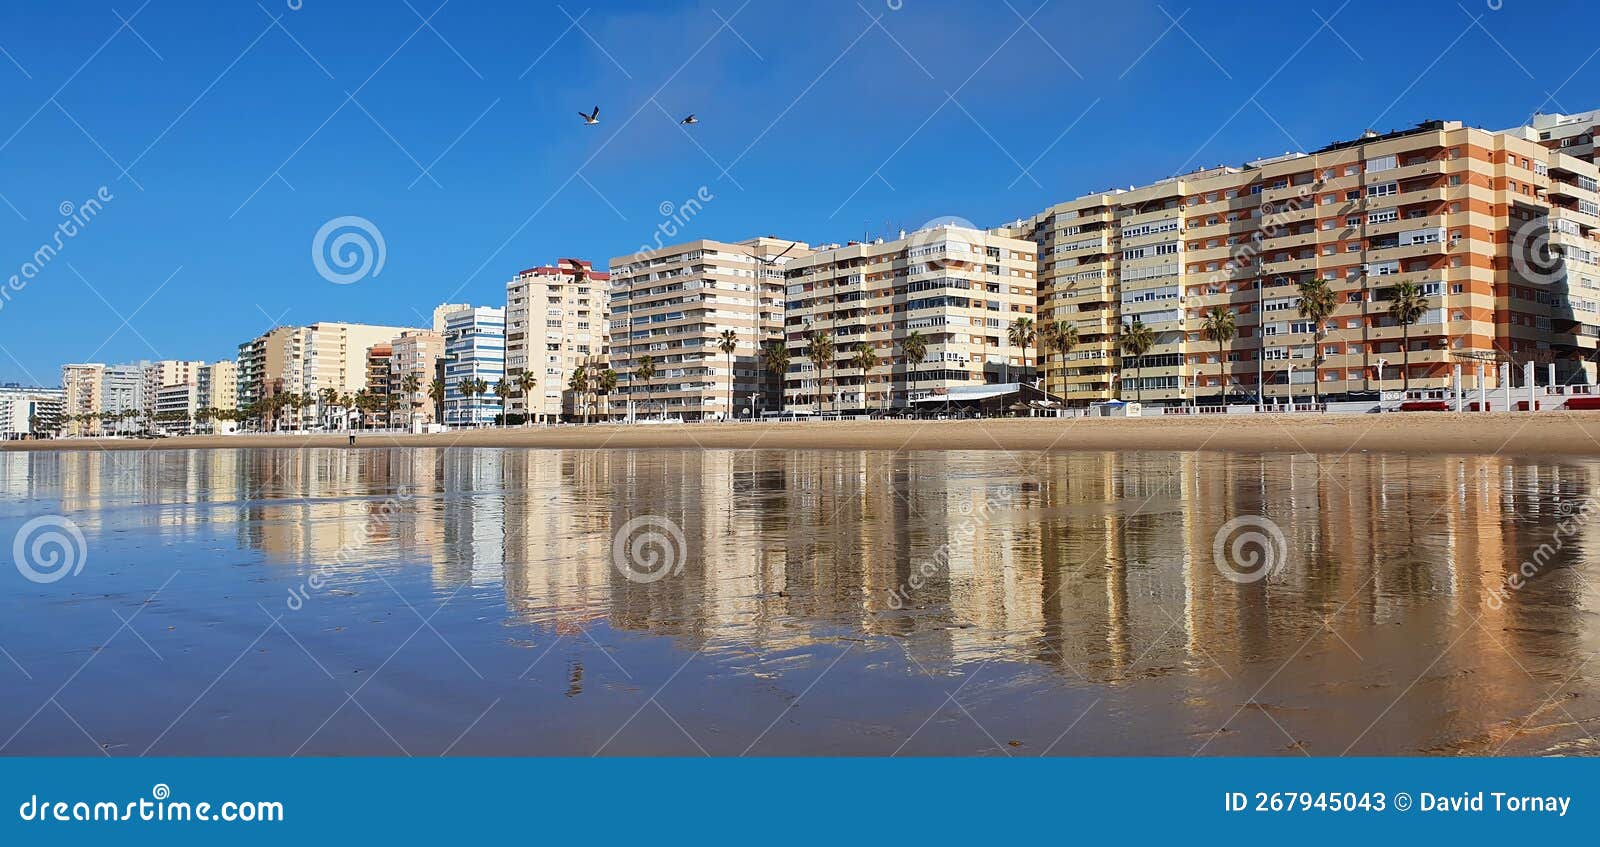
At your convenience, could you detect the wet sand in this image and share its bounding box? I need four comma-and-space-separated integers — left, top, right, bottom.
3, 447, 1598, 756
9, 411, 1600, 457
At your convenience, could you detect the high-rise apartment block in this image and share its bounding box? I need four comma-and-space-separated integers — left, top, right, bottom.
390, 330, 445, 424
505, 258, 609, 423
608, 237, 809, 421
1009, 118, 1600, 406
441, 306, 506, 427
781, 225, 1038, 413
236, 321, 423, 425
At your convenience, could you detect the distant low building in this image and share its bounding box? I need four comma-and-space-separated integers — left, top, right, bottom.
0, 384, 66, 439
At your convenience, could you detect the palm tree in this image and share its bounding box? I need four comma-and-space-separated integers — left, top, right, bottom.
1387, 280, 1430, 395
717, 329, 739, 421
1043, 319, 1077, 400
805, 328, 834, 416
1296, 277, 1337, 406
1200, 306, 1236, 404
1118, 319, 1155, 405
493, 379, 511, 427
1007, 316, 1035, 385
514, 371, 538, 426
851, 341, 879, 414
400, 374, 422, 428
427, 378, 446, 426
568, 365, 590, 424
597, 368, 618, 422
636, 355, 657, 420
901, 331, 926, 416
319, 387, 340, 430
761, 340, 790, 415
456, 380, 477, 428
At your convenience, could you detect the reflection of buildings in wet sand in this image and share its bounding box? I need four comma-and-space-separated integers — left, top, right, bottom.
13, 444, 1600, 735
601, 450, 804, 652
499, 451, 615, 634
42, 450, 248, 537
437, 449, 506, 586
238, 449, 446, 576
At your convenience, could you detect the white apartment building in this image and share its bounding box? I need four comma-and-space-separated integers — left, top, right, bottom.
442, 306, 506, 427
0, 385, 65, 439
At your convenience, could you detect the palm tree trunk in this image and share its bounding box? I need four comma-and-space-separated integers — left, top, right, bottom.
1217, 339, 1225, 403
1401, 324, 1411, 394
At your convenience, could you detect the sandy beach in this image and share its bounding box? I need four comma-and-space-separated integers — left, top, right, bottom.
8, 411, 1600, 457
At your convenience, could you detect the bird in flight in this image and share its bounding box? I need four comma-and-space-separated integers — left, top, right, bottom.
680, 114, 698, 125
579, 106, 600, 125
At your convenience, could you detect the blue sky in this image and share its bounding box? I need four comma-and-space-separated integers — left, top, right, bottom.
0, 0, 1596, 384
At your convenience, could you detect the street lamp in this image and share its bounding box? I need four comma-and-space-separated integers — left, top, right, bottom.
1375, 358, 1388, 413
1285, 363, 1294, 414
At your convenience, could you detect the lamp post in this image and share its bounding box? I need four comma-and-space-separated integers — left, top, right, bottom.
1285, 363, 1294, 413
1375, 358, 1387, 413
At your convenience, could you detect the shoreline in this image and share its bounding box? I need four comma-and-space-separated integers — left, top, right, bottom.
7, 412, 1600, 457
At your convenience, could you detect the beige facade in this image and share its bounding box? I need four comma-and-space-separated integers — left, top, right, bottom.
609, 237, 810, 420
143, 360, 205, 406
505, 258, 609, 422
433, 303, 471, 334
237, 322, 422, 425
198, 360, 237, 413
781, 225, 1038, 412
1508, 111, 1600, 164
60, 363, 104, 435
1010, 119, 1600, 407
390, 330, 444, 423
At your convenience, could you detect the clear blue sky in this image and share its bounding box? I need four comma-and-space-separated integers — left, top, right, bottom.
1, 0, 1595, 385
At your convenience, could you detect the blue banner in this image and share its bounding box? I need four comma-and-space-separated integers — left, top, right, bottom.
0, 758, 1591, 844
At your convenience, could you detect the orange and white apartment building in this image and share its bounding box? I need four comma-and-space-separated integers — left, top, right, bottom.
780, 223, 1038, 412
1003, 117, 1600, 407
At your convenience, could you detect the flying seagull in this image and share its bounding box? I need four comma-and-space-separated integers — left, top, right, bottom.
579, 106, 599, 125
680, 114, 697, 125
